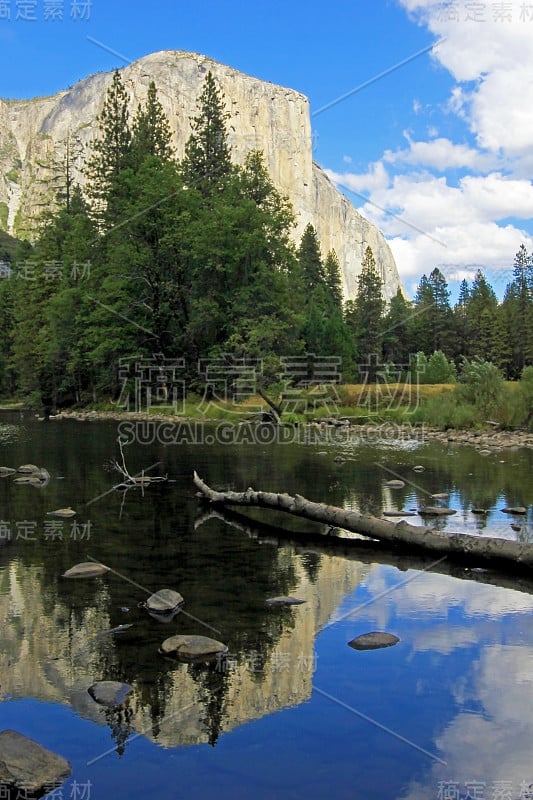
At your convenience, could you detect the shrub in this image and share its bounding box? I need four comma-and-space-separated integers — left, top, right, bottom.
518, 367, 533, 429
456, 357, 504, 416
425, 350, 457, 384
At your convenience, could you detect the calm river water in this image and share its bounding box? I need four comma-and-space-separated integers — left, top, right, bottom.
1, 412, 533, 800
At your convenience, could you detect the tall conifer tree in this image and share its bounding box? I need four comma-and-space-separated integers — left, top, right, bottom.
131, 81, 174, 163
180, 71, 232, 195
85, 69, 132, 227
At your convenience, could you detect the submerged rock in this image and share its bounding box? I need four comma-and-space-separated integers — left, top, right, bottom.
382, 510, 417, 517
95, 623, 133, 638
471, 508, 488, 514
385, 480, 405, 489
32, 469, 50, 482
13, 466, 50, 488
62, 562, 109, 578
0, 466, 16, 476
502, 506, 527, 515
412, 465, 425, 472
431, 492, 449, 500
266, 596, 306, 606
160, 634, 228, 661
88, 681, 133, 707
47, 508, 76, 519
348, 632, 400, 651
145, 589, 184, 614
418, 506, 456, 516
0, 730, 71, 796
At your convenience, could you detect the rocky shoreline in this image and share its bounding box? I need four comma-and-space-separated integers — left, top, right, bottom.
47, 410, 533, 450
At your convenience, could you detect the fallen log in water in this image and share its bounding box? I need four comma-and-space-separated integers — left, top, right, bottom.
195, 505, 533, 595
193, 472, 533, 573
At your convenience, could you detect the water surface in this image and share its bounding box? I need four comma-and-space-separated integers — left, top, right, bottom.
1, 413, 533, 800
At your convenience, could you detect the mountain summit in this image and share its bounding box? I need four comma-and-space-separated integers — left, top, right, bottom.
0, 50, 402, 299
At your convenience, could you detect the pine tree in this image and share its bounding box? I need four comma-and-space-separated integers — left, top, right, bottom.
182, 151, 302, 365
466, 270, 498, 361
180, 71, 232, 196
131, 81, 174, 163
324, 249, 343, 311
296, 224, 327, 353
10, 194, 96, 408
85, 69, 132, 226
452, 279, 471, 361
346, 246, 385, 378
298, 224, 324, 292
50, 131, 84, 214
511, 244, 533, 371
428, 267, 453, 354
498, 283, 519, 378
382, 288, 415, 367
412, 268, 453, 355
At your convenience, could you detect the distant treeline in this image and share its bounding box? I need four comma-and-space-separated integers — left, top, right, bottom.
0, 70, 532, 409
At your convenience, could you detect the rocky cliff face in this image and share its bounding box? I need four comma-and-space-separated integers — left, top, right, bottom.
0, 50, 403, 300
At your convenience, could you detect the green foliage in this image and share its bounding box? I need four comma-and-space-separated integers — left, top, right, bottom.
455, 357, 505, 416
382, 288, 414, 365
412, 395, 479, 429
131, 81, 174, 163
85, 69, 132, 227
345, 246, 385, 377
424, 350, 456, 384
298, 224, 323, 291
0, 202, 8, 231
412, 268, 453, 356
518, 366, 533, 429
5, 69, 533, 421
180, 70, 232, 196
323, 249, 343, 311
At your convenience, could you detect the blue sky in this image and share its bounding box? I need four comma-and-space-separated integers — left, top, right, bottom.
1, 0, 532, 297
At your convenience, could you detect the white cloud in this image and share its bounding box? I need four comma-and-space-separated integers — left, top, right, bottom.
326, 2, 533, 289
403, 645, 533, 799
325, 161, 390, 195
384, 134, 496, 171
362, 569, 533, 626
387, 221, 530, 282
400, 1, 533, 160
328, 167, 533, 281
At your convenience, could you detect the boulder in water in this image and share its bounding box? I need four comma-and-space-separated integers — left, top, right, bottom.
418, 506, 456, 516
160, 634, 228, 661
145, 589, 184, 614
348, 632, 400, 651
63, 562, 109, 578
266, 596, 306, 606
88, 681, 133, 707
0, 730, 71, 796
47, 508, 76, 519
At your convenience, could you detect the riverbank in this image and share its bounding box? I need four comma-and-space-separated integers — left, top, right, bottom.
46, 409, 533, 450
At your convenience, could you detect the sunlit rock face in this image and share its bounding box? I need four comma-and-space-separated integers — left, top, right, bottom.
0, 50, 403, 301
